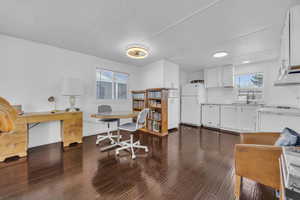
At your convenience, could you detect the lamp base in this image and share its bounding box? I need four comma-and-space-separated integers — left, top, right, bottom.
65, 107, 80, 112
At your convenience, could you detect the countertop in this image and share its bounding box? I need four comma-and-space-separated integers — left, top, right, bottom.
258, 107, 300, 116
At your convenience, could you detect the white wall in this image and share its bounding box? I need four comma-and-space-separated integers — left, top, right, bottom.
0, 34, 140, 147
205, 60, 300, 107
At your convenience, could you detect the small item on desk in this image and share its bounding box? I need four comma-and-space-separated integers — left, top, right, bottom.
48, 96, 59, 113
12, 105, 23, 115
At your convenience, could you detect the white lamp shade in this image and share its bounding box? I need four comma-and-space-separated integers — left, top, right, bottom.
61, 78, 83, 96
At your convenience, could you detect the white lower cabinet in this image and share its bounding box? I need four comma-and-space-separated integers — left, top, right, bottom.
219, 105, 258, 132
220, 105, 237, 130
202, 105, 220, 128
237, 106, 257, 131
258, 112, 300, 133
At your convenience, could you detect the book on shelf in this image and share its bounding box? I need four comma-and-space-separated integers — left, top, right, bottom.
148, 91, 161, 98
132, 93, 145, 100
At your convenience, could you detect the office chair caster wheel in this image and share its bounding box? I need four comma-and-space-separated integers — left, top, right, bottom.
116, 152, 119, 156
145, 148, 149, 153
132, 155, 136, 159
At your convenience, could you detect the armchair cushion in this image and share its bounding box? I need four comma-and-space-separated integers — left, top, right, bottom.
275, 128, 300, 146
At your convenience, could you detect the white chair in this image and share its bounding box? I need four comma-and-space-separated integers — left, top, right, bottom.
96, 105, 119, 145
116, 108, 149, 159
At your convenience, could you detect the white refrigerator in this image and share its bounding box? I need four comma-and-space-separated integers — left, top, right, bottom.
181, 83, 206, 126
168, 89, 180, 129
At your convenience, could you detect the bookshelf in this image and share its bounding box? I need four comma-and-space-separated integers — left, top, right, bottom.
132, 90, 146, 112
132, 88, 168, 136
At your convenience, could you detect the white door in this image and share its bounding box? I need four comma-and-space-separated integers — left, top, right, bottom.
220, 105, 237, 130
181, 97, 201, 125
168, 98, 179, 129
237, 106, 257, 131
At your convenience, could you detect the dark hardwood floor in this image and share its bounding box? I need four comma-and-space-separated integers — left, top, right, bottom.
0, 125, 276, 200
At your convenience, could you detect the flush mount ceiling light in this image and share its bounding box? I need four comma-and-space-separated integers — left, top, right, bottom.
242, 60, 251, 64
126, 45, 149, 59
213, 51, 228, 58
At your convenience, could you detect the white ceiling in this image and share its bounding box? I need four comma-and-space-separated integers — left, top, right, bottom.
0, 0, 298, 70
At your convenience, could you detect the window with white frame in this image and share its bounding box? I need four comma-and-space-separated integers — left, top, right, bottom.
96, 69, 129, 100
235, 72, 264, 101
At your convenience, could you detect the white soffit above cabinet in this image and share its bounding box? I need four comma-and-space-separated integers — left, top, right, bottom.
0, 0, 298, 69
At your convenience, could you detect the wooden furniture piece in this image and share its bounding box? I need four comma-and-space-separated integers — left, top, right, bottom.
0, 97, 83, 162
22, 111, 83, 148
131, 88, 169, 136
0, 97, 28, 162
234, 132, 282, 199
91, 111, 139, 151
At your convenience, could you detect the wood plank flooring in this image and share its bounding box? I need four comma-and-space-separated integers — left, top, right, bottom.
0, 125, 276, 200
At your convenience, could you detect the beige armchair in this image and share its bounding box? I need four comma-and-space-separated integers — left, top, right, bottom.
234, 132, 282, 199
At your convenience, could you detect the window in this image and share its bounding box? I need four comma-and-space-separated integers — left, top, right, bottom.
96, 69, 129, 100
235, 73, 263, 89
235, 72, 264, 101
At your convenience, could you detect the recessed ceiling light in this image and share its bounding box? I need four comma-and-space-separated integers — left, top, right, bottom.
242, 60, 250, 64
126, 45, 149, 59
213, 51, 228, 58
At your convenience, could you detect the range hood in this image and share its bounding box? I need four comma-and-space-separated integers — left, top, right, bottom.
274, 65, 300, 86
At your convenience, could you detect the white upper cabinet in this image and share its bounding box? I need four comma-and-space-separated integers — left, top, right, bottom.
290, 5, 300, 67
280, 5, 300, 68
204, 65, 234, 88
204, 67, 221, 88
222, 65, 234, 88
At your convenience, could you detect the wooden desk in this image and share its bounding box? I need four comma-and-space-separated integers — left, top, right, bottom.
0, 111, 82, 162
22, 111, 83, 148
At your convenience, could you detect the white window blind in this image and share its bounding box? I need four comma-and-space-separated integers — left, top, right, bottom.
96, 69, 129, 100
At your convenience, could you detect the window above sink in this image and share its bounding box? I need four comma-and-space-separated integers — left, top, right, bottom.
235, 72, 264, 102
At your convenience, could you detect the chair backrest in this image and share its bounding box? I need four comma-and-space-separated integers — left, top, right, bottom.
0, 97, 17, 133
136, 108, 149, 129
98, 105, 112, 113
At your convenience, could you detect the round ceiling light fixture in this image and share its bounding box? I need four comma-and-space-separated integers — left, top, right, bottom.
242, 60, 251, 64
126, 45, 149, 59
213, 51, 228, 58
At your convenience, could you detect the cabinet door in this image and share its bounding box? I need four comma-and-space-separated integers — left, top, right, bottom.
238, 106, 257, 131
290, 6, 300, 66
205, 68, 221, 88
220, 105, 237, 130
202, 105, 220, 127
222, 66, 234, 87
181, 97, 201, 125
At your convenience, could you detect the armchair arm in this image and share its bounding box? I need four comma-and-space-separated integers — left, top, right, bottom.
235, 144, 282, 190
240, 132, 281, 145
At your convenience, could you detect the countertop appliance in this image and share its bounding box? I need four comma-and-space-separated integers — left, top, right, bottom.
181, 83, 206, 126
